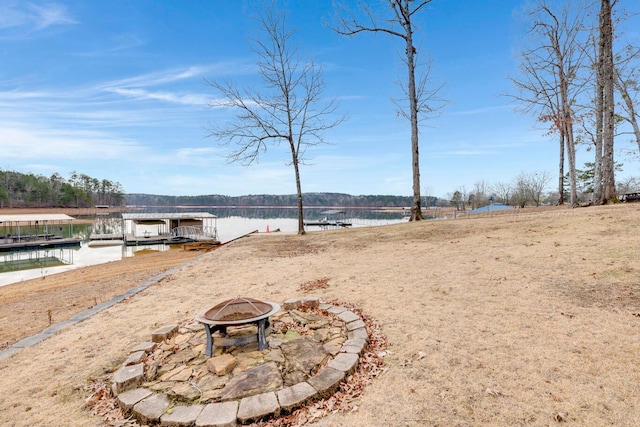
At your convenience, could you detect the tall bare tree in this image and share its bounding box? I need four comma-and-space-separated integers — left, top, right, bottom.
581, 1, 637, 203
510, 1, 590, 207
598, 0, 617, 203
207, 3, 343, 234
334, 0, 439, 221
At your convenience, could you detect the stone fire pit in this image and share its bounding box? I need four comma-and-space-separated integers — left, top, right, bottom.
110, 297, 369, 425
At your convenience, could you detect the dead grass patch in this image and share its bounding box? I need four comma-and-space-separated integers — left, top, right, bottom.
2, 204, 640, 426
297, 277, 331, 292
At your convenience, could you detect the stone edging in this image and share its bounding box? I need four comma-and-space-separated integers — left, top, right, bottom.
110, 297, 369, 426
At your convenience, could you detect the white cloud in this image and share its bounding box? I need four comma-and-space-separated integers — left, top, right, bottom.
450, 105, 511, 116
141, 146, 224, 168
75, 33, 146, 57
28, 3, 76, 30
0, 2, 75, 37
101, 62, 254, 92
0, 123, 147, 160
108, 88, 210, 106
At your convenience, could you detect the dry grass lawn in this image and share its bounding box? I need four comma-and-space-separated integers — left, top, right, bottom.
0, 204, 639, 426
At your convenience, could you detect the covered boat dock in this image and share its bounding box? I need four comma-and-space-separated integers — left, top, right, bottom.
120, 212, 219, 246
0, 214, 81, 252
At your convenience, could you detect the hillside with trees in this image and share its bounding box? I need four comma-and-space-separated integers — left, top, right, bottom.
124, 192, 435, 209
0, 170, 125, 208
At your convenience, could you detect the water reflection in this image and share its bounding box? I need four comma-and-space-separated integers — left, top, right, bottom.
129, 206, 406, 222
0, 248, 73, 273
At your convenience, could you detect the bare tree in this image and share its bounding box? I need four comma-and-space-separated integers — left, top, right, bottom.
597, 0, 617, 203
334, 0, 442, 221
615, 44, 640, 156
510, 0, 590, 207
512, 173, 531, 208
207, 4, 343, 234
470, 180, 490, 209
449, 185, 469, 211
617, 175, 640, 195
491, 181, 513, 205
588, 25, 606, 204
422, 185, 435, 208
526, 170, 553, 206
579, 1, 638, 203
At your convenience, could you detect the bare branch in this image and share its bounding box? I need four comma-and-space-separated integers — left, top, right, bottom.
206, 2, 344, 234
332, 0, 440, 221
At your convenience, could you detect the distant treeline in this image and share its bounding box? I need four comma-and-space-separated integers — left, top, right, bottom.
0, 170, 125, 208
125, 192, 438, 208
0, 167, 437, 209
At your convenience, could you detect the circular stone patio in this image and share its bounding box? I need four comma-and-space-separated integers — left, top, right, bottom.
109, 297, 371, 426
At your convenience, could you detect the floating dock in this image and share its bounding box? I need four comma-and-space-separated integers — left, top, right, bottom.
303, 209, 352, 229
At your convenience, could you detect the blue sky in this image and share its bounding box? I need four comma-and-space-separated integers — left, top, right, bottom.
1, 0, 639, 199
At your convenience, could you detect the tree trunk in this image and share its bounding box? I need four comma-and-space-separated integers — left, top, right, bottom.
290, 136, 306, 235
558, 128, 565, 204
565, 121, 578, 207
560, 68, 577, 206
293, 161, 305, 235
593, 59, 604, 204
600, 0, 616, 202
405, 8, 423, 221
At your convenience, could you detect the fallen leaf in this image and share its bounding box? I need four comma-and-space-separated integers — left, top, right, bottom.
554, 412, 568, 422
485, 388, 504, 397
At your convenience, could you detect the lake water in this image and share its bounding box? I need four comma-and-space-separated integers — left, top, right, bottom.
0, 208, 406, 287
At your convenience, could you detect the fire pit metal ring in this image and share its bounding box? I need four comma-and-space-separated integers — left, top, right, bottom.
195, 298, 281, 356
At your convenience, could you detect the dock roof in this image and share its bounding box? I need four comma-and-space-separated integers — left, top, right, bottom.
0, 214, 75, 223
121, 212, 217, 221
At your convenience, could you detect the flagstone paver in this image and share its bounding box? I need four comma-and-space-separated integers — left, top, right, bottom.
152, 324, 179, 342
160, 404, 204, 426
306, 366, 346, 398
277, 382, 317, 413
195, 401, 238, 427
133, 393, 171, 424
237, 392, 280, 424
112, 362, 144, 393
117, 388, 153, 411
